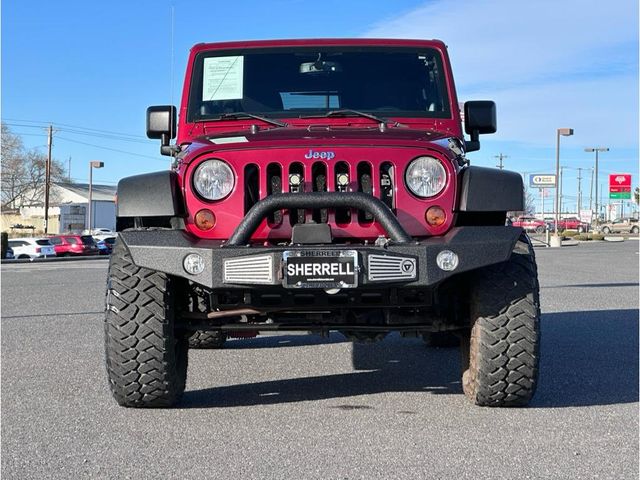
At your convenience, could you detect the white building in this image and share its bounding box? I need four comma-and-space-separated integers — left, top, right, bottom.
17, 182, 117, 233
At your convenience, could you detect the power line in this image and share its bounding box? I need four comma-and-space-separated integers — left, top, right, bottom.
3, 122, 148, 144
55, 136, 163, 161
2, 118, 145, 139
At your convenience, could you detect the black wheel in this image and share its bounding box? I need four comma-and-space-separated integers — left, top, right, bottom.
602, 227, 611, 234
632, 226, 638, 234
184, 284, 227, 349
422, 331, 460, 348
104, 240, 188, 408
461, 233, 540, 407
577, 226, 584, 233
534, 225, 544, 234
188, 331, 226, 349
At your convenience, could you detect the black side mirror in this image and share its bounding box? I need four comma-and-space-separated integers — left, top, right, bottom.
464, 101, 497, 152
147, 105, 178, 156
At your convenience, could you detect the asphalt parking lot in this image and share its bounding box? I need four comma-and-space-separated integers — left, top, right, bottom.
2, 240, 638, 479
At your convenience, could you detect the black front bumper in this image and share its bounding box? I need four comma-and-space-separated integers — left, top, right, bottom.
119, 226, 523, 290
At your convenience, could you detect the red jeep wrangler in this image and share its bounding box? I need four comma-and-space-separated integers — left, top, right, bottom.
105, 39, 540, 408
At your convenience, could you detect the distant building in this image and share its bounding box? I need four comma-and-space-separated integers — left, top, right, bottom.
55, 183, 117, 233
2, 182, 117, 234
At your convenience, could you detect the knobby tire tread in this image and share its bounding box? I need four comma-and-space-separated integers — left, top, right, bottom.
462, 233, 540, 407
104, 241, 187, 407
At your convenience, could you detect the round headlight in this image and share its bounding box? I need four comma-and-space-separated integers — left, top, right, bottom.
193, 160, 235, 200
405, 156, 447, 198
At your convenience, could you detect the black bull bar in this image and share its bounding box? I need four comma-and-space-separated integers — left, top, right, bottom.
227, 192, 411, 246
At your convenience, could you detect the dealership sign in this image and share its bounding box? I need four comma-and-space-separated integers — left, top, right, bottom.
609, 173, 631, 199
529, 174, 557, 188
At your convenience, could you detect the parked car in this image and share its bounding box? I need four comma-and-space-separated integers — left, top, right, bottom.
86, 228, 115, 240
7, 238, 56, 259
511, 216, 546, 233
96, 236, 116, 255
557, 217, 590, 233
48, 235, 100, 256
598, 218, 639, 234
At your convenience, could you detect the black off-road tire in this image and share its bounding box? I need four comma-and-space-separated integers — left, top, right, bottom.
461, 233, 540, 407
188, 330, 226, 349
632, 226, 639, 234
602, 226, 611, 234
104, 240, 188, 408
185, 284, 227, 349
422, 331, 460, 348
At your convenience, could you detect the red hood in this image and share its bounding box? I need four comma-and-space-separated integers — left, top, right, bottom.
178, 125, 460, 163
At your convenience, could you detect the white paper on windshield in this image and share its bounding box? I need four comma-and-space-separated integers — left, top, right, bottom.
202, 56, 244, 101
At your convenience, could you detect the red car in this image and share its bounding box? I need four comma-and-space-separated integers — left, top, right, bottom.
48, 235, 100, 256
511, 216, 546, 233
556, 217, 589, 233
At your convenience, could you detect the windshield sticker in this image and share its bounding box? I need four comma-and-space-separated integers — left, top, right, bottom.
209, 136, 249, 144
203, 56, 244, 101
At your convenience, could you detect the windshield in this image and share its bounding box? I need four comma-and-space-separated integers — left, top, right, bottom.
187, 47, 450, 122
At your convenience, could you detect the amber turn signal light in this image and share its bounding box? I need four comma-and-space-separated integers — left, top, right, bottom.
194, 209, 216, 230
425, 206, 446, 227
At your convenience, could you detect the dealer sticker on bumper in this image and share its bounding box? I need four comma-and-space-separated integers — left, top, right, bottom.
283, 250, 358, 289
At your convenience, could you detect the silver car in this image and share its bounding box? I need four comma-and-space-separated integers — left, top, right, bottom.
598, 218, 639, 234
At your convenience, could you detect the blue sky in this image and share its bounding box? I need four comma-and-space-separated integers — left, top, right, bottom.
2, 0, 638, 215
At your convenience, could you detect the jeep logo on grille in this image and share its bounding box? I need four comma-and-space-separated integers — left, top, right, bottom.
304, 149, 335, 160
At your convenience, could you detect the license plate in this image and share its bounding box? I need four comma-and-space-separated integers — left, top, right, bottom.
283, 250, 358, 289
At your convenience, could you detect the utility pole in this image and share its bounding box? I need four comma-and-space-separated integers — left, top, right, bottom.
44, 125, 53, 234
68, 156, 72, 181
585, 147, 608, 225
589, 168, 594, 211
494, 153, 508, 170
559, 166, 564, 215
577, 168, 583, 213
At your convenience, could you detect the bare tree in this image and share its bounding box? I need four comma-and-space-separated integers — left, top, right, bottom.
523, 186, 536, 215
1, 124, 65, 209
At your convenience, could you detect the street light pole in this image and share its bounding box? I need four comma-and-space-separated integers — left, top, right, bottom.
585, 147, 609, 225
553, 128, 573, 247
87, 161, 104, 232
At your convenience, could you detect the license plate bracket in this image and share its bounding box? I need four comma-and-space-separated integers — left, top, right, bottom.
283, 250, 358, 289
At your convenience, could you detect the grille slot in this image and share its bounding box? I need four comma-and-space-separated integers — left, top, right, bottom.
312, 162, 328, 223
380, 162, 394, 211
289, 162, 305, 226
357, 162, 374, 223
266, 163, 282, 224
334, 161, 351, 224
244, 164, 259, 215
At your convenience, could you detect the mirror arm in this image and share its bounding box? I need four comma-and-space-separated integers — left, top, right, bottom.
465, 130, 480, 153
159, 133, 181, 157
160, 143, 181, 157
